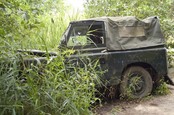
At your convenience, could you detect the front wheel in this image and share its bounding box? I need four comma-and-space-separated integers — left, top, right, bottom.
120, 66, 153, 99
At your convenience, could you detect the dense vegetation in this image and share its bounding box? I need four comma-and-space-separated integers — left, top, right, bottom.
0, 0, 174, 114
0, 0, 99, 114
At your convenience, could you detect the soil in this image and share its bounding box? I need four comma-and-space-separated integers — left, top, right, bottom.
96, 68, 174, 115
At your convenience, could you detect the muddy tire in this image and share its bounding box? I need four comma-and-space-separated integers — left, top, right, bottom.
120, 66, 153, 99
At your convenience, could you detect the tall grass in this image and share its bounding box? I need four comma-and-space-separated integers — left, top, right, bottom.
19, 11, 84, 51
0, 39, 102, 114
0, 9, 102, 114
19, 14, 67, 50
0, 50, 101, 114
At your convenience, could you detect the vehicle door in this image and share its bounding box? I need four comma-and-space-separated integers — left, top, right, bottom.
65, 21, 114, 84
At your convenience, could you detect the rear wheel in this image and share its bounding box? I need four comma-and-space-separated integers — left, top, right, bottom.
120, 66, 153, 98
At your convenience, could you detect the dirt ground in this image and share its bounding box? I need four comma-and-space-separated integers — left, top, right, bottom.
96, 68, 174, 115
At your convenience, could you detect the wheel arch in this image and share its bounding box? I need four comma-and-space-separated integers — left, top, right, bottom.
122, 62, 158, 82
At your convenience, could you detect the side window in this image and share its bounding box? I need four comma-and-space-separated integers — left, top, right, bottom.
88, 24, 104, 44
67, 23, 105, 47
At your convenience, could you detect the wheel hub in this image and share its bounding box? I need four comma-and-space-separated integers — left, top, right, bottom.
128, 73, 145, 94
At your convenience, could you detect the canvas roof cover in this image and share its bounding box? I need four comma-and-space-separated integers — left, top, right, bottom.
76, 16, 165, 50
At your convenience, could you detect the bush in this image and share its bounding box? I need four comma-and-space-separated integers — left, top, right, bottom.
153, 79, 170, 95
0, 50, 101, 115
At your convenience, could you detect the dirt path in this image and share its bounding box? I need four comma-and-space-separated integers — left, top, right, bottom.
96, 68, 174, 115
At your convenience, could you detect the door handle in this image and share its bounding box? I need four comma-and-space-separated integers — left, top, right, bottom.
101, 49, 107, 53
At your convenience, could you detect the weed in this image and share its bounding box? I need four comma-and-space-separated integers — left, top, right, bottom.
0, 47, 102, 115
0, 1, 99, 114
120, 74, 143, 100
153, 79, 170, 95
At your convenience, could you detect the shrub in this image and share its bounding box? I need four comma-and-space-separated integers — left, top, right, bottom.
0, 50, 101, 115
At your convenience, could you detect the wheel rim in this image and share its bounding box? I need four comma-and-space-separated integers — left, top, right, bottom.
128, 73, 145, 95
